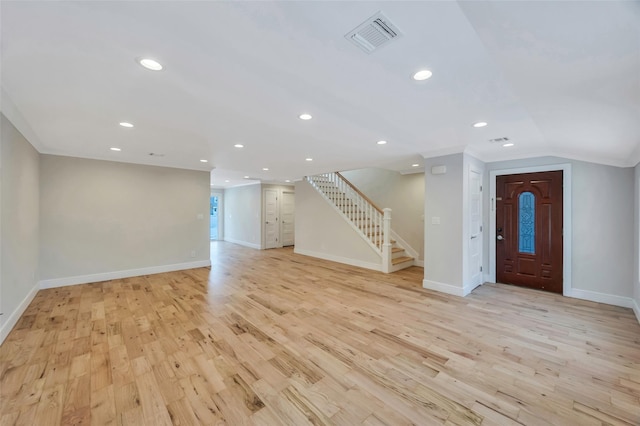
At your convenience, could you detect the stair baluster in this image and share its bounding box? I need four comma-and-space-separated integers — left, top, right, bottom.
306, 172, 414, 272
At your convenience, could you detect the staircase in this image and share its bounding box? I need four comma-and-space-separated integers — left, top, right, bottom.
305, 172, 414, 273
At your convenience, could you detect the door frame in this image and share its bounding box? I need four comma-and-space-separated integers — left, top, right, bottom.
488, 163, 572, 296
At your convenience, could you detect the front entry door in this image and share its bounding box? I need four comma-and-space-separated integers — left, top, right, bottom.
496, 171, 563, 293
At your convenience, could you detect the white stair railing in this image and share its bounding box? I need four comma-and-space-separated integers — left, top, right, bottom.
306, 173, 391, 262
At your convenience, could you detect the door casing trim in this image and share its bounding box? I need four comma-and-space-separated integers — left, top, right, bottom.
488, 164, 572, 296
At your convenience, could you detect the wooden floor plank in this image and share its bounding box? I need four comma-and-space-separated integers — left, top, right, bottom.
1, 242, 639, 425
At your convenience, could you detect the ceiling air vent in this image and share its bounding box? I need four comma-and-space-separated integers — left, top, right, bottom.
489, 137, 510, 143
345, 12, 403, 54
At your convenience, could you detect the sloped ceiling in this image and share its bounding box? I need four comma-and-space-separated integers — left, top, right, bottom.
1, 1, 639, 187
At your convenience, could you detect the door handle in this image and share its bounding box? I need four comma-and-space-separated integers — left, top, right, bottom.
470, 235, 477, 239
497, 235, 504, 241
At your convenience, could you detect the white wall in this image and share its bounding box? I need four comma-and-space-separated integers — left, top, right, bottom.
634, 163, 640, 320
295, 179, 381, 270
39, 155, 210, 284
572, 162, 633, 298
224, 183, 262, 249
223, 183, 294, 250
341, 168, 425, 260
0, 114, 40, 343
485, 157, 634, 301
423, 154, 465, 293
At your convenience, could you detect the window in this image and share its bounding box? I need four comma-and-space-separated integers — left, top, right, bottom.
519, 191, 535, 254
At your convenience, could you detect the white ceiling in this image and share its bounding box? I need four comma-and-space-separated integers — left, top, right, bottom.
2, 1, 639, 188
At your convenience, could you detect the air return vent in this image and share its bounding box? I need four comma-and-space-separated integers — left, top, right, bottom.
345, 12, 403, 53
489, 137, 510, 143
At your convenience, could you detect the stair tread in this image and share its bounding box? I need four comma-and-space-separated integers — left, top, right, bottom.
392, 256, 414, 265
391, 247, 404, 253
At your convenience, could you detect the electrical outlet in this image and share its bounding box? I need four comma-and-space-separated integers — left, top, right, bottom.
190, 250, 196, 258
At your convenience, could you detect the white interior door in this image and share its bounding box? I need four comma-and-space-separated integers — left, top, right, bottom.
469, 168, 483, 286
281, 191, 295, 246
264, 189, 278, 249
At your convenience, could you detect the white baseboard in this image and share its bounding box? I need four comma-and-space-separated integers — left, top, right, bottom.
294, 248, 382, 272
422, 279, 465, 297
0, 282, 39, 345
633, 298, 640, 325
462, 282, 482, 296
39, 260, 211, 289
414, 260, 424, 268
223, 237, 261, 250
566, 288, 635, 309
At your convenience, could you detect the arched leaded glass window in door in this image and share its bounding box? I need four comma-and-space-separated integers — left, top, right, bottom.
519, 191, 535, 254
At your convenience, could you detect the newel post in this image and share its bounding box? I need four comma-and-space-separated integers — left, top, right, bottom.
382, 208, 392, 273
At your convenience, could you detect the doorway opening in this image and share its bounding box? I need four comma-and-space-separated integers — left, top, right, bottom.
210, 194, 221, 240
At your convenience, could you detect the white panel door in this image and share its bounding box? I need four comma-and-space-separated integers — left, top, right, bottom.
264, 189, 278, 249
469, 168, 483, 287
281, 191, 295, 246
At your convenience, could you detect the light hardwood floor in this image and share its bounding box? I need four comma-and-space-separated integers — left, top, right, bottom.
1, 242, 639, 425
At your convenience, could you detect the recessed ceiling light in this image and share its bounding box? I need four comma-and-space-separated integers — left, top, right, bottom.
299, 113, 312, 120
285, 180, 291, 183
377, 140, 387, 145
305, 158, 313, 162
119, 122, 134, 128
411, 163, 420, 167
110, 147, 121, 152
412, 69, 433, 81
234, 144, 244, 148
473, 121, 488, 128
262, 167, 269, 171
139, 58, 163, 71
200, 159, 208, 163
244, 176, 250, 179
503, 143, 514, 147
224, 180, 230, 183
